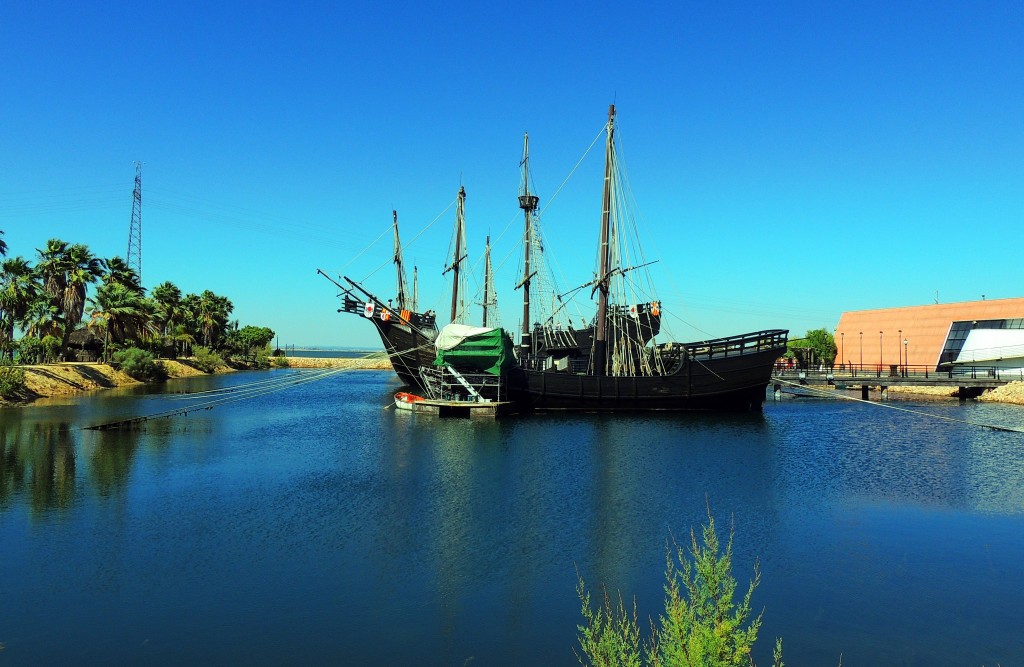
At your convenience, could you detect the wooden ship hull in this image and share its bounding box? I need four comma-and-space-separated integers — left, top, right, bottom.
366, 318, 437, 389
337, 288, 437, 390
508, 329, 787, 412
494, 108, 789, 413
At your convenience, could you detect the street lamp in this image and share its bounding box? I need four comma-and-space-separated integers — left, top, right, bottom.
904, 338, 909, 376
859, 331, 863, 370
879, 330, 883, 372
840, 332, 845, 371
898, 329, 902, 371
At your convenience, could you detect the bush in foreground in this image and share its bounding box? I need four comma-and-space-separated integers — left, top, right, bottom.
192, 346, 224, 373
0, 361, 27, 399
576, 508, 782, 667
113, 347, 168, 382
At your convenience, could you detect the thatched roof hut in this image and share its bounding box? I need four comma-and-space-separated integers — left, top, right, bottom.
67, 326, 104, 362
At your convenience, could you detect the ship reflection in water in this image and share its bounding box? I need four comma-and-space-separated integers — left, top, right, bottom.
2, 370, 1024, 665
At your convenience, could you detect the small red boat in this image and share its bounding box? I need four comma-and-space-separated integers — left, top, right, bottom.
394, 392, 426, 411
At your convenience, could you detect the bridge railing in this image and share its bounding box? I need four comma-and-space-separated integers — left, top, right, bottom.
773, 363, 1024, 382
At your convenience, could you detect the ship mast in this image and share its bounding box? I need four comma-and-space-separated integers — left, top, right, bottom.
518, 133, 540, 353
445, 186, 468, 323
593, 104, 615, 377
392, 210, 408, 310
412, 266, 418, 312
482, 235, 492, 327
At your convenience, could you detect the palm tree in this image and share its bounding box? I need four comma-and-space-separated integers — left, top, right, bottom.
196, 290, 233, 348
0, 230, 7, 257
36, 238, 69, 301
22, 298, 61, 341
36, 240, 104, 358
87, 282, 155, 361
151, 281, 182, 336
102, 256, 144, 295
0, 256, 41, 360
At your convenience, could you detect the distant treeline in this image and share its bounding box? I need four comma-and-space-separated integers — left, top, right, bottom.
0, 230, 275, 365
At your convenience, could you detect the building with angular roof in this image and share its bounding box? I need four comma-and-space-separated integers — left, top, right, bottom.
834, 297, 1024, 373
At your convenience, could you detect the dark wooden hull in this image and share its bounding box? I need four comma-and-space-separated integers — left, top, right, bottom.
337, 289, 437, 390
368, 319, 437, 390
507, 331, 786, 412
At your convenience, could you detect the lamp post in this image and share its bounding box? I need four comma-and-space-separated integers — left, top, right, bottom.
859, 331, 863, 371
898, 329, 902, 373
904, 338, 909, 376
879, 330, 883, 373
840, 332, 845, 371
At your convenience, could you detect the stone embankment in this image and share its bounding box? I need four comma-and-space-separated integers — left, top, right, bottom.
281, 356, 392, 370
978, 381, 1024, 405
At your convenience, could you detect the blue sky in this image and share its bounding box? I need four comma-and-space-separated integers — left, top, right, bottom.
2, 1, 1021, 347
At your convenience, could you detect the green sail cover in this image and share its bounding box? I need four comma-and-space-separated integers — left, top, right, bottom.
433, 325, 516, 376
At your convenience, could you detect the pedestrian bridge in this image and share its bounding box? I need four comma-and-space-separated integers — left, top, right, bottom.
772, 364, 1019, 400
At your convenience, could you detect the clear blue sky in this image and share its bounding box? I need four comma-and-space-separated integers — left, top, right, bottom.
2, 1, 1021, 347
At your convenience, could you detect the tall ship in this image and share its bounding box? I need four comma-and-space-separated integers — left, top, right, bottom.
434, 106, 787, 411
319, 206, 443, 390
507, 105, 787, 410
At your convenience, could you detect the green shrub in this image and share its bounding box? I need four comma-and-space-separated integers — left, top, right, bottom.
41, 335, 61, 363
192, 345, 223, 373
253, 344, 274, 369
0, 361, 27, 399
16, 337, 42, 364
112, 347, 168, 382
576, 509, 782, 667
271, 355, 289, 368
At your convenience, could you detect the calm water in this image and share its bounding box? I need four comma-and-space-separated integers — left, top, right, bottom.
2, 370, 1024, 665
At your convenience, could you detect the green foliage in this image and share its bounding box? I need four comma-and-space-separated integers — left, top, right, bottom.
576, 576, 643, 667
112, 347, 168, 382
270, 354, 289, 368
41, 335, 61, 363
787, 328, 837, 368
228, 325, 275, 364
253, 344, 273, 369
192, 345, 224, 373
0, 360, 26, 398
577, 509, 781, 667
17, 337, 42, 364
4, 233, 273, 377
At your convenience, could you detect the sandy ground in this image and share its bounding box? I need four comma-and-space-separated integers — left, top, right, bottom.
4, 356, 392, 404
13, 360, 234, 401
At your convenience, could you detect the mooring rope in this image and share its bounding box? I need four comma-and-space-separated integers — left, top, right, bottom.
160, 368, 335, 400
772, 377, 1024, 434
82, 366, 354, 430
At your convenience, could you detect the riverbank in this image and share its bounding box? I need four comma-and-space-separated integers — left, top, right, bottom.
3, 356, 394, 404
6, 359, 1023, 406
13, 360, 234, 402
